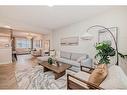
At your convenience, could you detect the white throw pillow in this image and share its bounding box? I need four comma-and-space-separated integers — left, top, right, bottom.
77, 56, 87, 63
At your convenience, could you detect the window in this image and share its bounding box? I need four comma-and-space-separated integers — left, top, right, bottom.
16, 38, 31, 48
33, 40, 42, 48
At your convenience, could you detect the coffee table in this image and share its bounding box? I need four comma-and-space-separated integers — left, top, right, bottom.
39, 61, 71, 80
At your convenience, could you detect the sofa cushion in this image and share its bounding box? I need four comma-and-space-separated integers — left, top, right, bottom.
69, 71, 90, 88
71, 53, 88, 61
69, 76, 89, 89
100, 65, 127, 89
56, 57, 80, 67
74, 71, 90, 80
60, 51, 71, 59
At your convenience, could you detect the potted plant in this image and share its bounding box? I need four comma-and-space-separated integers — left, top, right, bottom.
95, 41, 116, 64
48, 57, 53, 65
94, 41, 127, 80
95, 41, 127, 65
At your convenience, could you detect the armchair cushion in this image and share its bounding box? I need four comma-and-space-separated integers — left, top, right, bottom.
68, 71, 90, 89
88, 64, 108, 87
74, 71, 90, 80
68, 76, 89, 89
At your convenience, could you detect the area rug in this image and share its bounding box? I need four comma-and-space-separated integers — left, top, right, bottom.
15, 65, 67, 89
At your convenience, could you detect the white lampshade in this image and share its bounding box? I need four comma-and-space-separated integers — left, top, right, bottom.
80, 32, 93, 40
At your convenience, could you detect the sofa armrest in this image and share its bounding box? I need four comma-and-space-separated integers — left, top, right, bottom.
80, 58, 94, 73
67, 74, 103, 90
81, 58, 93, 67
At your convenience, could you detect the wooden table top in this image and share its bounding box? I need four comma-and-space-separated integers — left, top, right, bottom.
40, 61, 71, 73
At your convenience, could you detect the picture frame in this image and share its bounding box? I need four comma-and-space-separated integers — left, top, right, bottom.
61, 37, 79, 46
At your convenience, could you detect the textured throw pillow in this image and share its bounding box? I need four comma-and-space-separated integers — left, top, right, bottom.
88, 64, 108, 88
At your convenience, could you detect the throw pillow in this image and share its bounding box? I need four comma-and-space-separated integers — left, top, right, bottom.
88, 64, 108, 88
77, 56, 87, 63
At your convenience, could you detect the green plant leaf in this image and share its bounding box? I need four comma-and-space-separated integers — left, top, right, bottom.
118, 52, 127, 59
95, 41, 115, 64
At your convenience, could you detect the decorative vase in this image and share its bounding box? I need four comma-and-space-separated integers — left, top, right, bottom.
56, 61, 60, 67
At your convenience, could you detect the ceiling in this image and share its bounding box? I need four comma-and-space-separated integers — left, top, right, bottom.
0, 6, 113, 34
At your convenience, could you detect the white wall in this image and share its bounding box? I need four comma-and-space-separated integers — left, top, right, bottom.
0, 48, 12, 64
42, 33, 53, 52
52, 7, 127, 58
52, 7, 127, 74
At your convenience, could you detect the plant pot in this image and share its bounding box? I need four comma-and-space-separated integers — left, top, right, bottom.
56, 61, 60, 67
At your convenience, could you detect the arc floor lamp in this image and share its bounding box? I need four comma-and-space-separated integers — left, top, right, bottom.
81, 25, 119, 65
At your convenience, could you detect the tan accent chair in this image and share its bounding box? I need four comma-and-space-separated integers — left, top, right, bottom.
67, 65, 127, 89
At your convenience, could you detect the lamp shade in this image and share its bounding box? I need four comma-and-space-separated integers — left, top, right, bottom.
80, 32, 93, 40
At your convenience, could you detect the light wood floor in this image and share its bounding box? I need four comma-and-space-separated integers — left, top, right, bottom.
0, 54, 38, 89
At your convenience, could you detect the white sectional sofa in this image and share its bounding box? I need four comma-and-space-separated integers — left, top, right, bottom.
56, 51, 93, 72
